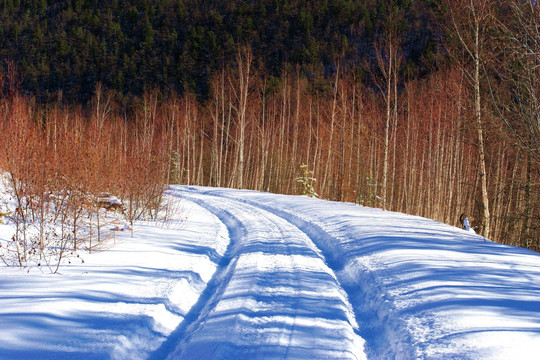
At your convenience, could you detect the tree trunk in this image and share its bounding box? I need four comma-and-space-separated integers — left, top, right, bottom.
474, 18, 491, 238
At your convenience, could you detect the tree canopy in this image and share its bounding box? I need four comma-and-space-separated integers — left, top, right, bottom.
0, 0, 442, 102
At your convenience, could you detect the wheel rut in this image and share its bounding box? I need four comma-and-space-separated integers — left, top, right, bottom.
180, 187, 415, 360
156, 188, 366, 360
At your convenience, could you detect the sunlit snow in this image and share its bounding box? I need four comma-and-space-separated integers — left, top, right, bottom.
1, 186, 539, 359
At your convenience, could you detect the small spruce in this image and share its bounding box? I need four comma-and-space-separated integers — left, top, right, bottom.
295, 164, 318, 198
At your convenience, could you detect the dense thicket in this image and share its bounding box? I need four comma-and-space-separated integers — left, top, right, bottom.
0, 0, 538, 252
0, 0, 441, 102
0, 88, 171, 270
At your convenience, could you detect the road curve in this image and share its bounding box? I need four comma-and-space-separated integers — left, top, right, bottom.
172, 186, 540, 360
160, 188, 366, 360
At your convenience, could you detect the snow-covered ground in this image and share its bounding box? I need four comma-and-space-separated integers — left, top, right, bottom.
1, 186, 539, 359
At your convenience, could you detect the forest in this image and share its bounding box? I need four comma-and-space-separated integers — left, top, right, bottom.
0, 0, 538, 251
1, 0, 441, 102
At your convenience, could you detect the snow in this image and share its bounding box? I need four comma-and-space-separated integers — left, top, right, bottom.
1, 185, 540, 359
0, 194, 229, 359
463, 217, 475, 233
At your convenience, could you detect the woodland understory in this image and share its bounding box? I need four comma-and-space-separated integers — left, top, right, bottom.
1, 59, 538, 256
0, 0, 538, 257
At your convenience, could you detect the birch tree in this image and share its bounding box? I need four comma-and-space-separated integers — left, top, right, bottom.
495, 0, 540, 168
446, 0, 495, 238
372, 1, 402, 211
230, 47, 253, 189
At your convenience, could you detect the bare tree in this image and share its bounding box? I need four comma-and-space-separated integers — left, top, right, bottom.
445, 0, 495, 238
493, 0, 540, 168
230, 47, 253, 189
372, 2, 402, 211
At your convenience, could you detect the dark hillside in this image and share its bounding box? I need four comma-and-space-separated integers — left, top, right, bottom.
0, 0, 442, 102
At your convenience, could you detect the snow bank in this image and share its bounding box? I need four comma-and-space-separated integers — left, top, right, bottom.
0, 195, 229, 359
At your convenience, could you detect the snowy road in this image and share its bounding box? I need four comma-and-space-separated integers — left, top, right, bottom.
162, 186, 540, 360
1, 186, 540, 359
154, 189, 365, 359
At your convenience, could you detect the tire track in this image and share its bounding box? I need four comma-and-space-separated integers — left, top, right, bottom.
148, 194, 243, 360
178, 186, 415, 360
157, 189, 366, 360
